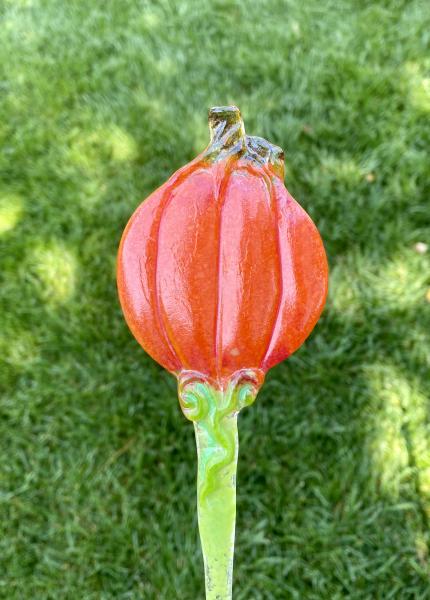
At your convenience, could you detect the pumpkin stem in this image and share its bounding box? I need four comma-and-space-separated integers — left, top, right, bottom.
205, 106, 285, 179
206, 106, 246, 161
178, 369, 264, 600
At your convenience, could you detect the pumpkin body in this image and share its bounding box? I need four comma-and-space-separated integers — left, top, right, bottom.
117, 107, 328, 385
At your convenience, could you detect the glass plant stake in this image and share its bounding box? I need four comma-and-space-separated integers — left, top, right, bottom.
117, 106, 328, 599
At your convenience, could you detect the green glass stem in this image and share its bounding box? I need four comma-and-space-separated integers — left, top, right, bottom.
178, 369, 264, 600
194, 412, 238, 600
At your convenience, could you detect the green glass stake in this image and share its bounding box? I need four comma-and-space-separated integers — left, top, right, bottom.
117, 106, 328, 598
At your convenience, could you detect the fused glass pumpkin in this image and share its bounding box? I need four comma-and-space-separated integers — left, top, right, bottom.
117, 106, 328, 383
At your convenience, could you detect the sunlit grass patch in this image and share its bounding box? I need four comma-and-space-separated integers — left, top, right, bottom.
364, 363, 414, 496
1, 329, 39, 369
363, 359, 430, 521
364, 252, 430, 312
330, 249, 430, 321
320, 154, 364, 187
68, 125, 138, 173
29, 241, 77, 305
403, 61, 430, 113
329, 255, 365, 318
0, 193, 24, 235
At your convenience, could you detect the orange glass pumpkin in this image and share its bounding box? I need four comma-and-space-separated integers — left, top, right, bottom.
117, 106, 328, 600
117, 106, 328, 383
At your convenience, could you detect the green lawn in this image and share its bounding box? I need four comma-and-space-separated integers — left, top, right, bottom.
1, 0, 430, 598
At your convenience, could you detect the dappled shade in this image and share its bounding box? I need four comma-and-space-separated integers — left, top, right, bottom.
1, 0, 430, 597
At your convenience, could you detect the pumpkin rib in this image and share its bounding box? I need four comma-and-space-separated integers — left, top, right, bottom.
156, 167, 219, 376
214, 159, 235, 381
217, 164, 281, 375
237, 162, 284, 368
137, 255, 180, 371
153, 186, 184, 370
260, 168, 288, 369
118, 188, 181, 373
153, 161, 205, 372
283, 198, 328, 355
260, 186, 297, 370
